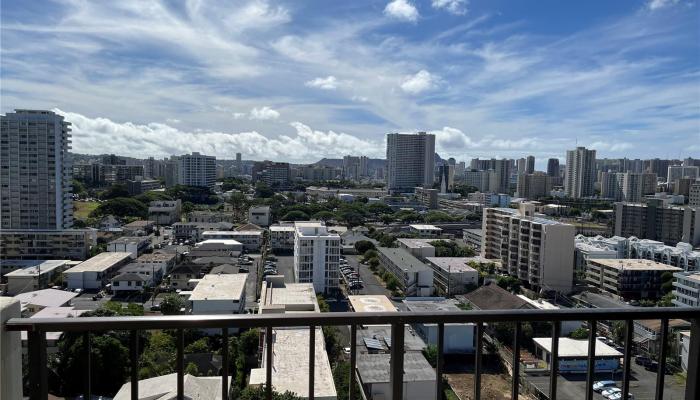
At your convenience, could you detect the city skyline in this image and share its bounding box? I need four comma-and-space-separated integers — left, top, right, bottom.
2, 0, 699, 163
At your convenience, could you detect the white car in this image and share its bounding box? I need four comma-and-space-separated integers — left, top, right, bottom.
609, 393, 633, 400
602, 388, 621, 398
593, 380, 616, 392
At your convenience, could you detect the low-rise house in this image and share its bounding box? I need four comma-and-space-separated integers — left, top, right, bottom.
248, 205, 271, 226
148, 200, 181, 225
64, 252, 133, 290
377, 247, 433, 296
133, 252, 176, 276
107, 236, 150, 258
585, 259, 682, 300
20, 307, 85, 353
14, 288, 78, 315
111, 272, 148, 294
424, 257, 480, 296
4, 260, 71, 295
409, 224, 442, 238
168, 264, 203, 290
534, 337, 623, 373
516, 295, 582, 335
113, 373, 229, 400
189, 273, 247, 315
186, 210, 235, 223
99, 215, 122, 231
269, 224, 295, 252
173, 222, 234, 241
403, 297, 475, 354
200, 229, 263, 250
461, 282, 533, 310
188, 239, 243, 258
122, 220, 155, 236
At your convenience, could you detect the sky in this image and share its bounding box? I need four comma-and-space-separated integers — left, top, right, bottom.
1, 0, 699, 166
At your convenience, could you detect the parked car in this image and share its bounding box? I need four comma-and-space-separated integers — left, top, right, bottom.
608, 392, 633, 400
602, 388, 621, 398
634, 356, 652, 366
593, 381, 617, 392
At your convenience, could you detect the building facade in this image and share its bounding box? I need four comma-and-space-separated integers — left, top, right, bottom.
585, 258, 681, 300
293, 222, 341, 294
565, 146, 596, 198
385, 132, 435, 193
613, 200, 700, 246
174, 152, 216, 188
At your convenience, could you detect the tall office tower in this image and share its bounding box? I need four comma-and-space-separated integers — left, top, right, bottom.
0, 110, 73, 229
489, 158, 512, 194
516, 158, 527, 175
464, 169, 491, 192
547, 158, 560, 177
342, 155, 369, 181
176, 152, 216, 188
385, 132, 435, 193
293, 222, 341, 294
470, 158, 493, 171
516, 172, 553, 199
614, 199, 700, 246
601, 172, 657, 202
437, 163, 455, 193
565, 146, 596, 198
526, 155, 535, 174
667, 165, 700, 183
235, 152, 242, 174
455, 161, 466, 176
482, 203, 575, 293
649, 158, 671, 180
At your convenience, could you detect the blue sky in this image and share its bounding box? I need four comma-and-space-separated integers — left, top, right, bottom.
1, 0, 699, 166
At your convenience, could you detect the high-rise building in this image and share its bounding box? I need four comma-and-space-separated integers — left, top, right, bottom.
614, 200, 700, 246
516, 158, 527, 175
526, 155, 535, 174
386, 132, 435, 193
235, 152, 242, 174
176, 152, 216, 188
667, 165, 699, 184
293, 222, 341, 294
437, 163, 454, 193
690, 182, 700, 207
342, 155, 368, 181
565, 146, 596, 198
464, 169, 491, 192
253, 161, 291, 188
547, 158, 560, 177
601, 172, 657, 202
648, 158, 672, 180
516, 173, 553, 200
481, 203, 575, 293
489, 159, 512, 194
1, 110, 73, 229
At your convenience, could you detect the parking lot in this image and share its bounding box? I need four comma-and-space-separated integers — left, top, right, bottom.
341, 254, 393, 298
525, 363, 686, 400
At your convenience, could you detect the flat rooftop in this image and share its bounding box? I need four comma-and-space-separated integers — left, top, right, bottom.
590, 258, 683, 271
108, 236, 149, 245
136, 253, 175, 262
200, 230, 236, 236
349, 295, 397, 313
259, 278, 318, 313
269, 225, 295, 232
424, 257, 480, 273
491, 207, 566, 226
356, 352, 435, 383
377, 247, 430, 274
396, 238, 435, 249
14, 289, 78, 309
403, 297, 463, 313
66, 252, 133, 273
533, 337, 623, 358
189, 274, 247, 301
4, 260, 71, 277
195, 239, 242, 246
676, 272, 700, 283
409, 224, 442, 231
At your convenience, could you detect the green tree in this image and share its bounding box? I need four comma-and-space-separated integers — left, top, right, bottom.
185, 362, 200, 376
281, 210, 310, 221
181, 201, 195, 214
496, 275, 521, 293
355, 240, 376, 254
239, 386, 304, 400
422, 345, 438, 367
255, 183, 275, 198
569, 327, 589, 340
333, 361, 362, 400
424, 211, 456, 223
99, 184, 130, 200
91, 197, 148, 219
73, 179, 87, 197
317, 295, 330, 313
139, 331, 176, 378
185, 337, 210, 353
160, 294, 186, 315
313, 210, 336, 221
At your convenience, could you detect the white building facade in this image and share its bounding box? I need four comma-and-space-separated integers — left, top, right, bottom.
293, 222, 341, 294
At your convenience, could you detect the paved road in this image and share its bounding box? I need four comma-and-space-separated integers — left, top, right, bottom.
343, 255, 392, 297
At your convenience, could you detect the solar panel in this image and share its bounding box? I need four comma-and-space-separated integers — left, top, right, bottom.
363, 337, 383, 350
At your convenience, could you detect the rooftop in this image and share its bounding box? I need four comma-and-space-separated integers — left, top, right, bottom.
136, 253, 175, 262
396, 238, 436, 249
295, 221, 338, 237
356, 324, 427, 353
403, 297, 463, 313
14, 289, 78, 309
259, 277, 318, 313
533, 337, 623, 358
424, 257, 481, 273
114, 373, 227, 400
349, 295, 397, 313
66, 252, 133, 273
195, 239, 243, 247
490, 207, 566, 226
108, 236, 150, 245
675, 272, 700, 283
590, 258, 683, 271
462, 283, 533, 310
377, 247, 431, 274
4, 260, 71, 277
409, 224, 442, 231
123, 220, 155, 228
356, 352, 435, 384
189, 274, 247, 301
269, 225, 295, 232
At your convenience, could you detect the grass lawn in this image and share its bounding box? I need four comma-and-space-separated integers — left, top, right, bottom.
74, 201, 99, 220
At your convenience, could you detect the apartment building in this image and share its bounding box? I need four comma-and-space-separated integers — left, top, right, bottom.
414, 187, 439, 209
424, 257, 480, 295
667, 165, 699, 183
690, 182, 700, 207
463, 229, 483, 251
377, 247, 433, 296
516, 172, 554, 200
1, 110, 73, 229
107, 236, 150, 258
171, 152, 216, 188
463, 169, 491, 192
482, 203, 575, 293
343, 155, 369, 181
409, 224, 442, 238
252, 161, 291, 188
565, 146, 596, 198
613, 200, 700, 246
0, 229, 95, 260
189, 273, 247, 315
585, 259, 681, 300
600, 172, 657, 202
64, 252, 133, 290
293, 222, 341, 294
147, 200, 181, 225
673, 272, 700, 307
385, 132, 435, 193
247, 205, 271, 226
4, 260, 71, 295
270, 224, 295, 252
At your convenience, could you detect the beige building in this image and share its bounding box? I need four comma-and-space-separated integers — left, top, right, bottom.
613, 200, 700, 246
516, 172, 553, 200
0, 229, 96, 260
482, 203, 575, 293
585, 259, 681, 300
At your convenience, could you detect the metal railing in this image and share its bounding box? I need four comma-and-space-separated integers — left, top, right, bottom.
6, 307, 700, 400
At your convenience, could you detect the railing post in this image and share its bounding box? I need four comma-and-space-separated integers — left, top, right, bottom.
585, 320, 597, 400
130, 330, 138, 400
622, 320, 633, 400
390, 322, 405, 400
436, 323, 444, 400
27, 330, 47, 400
686, 318, 700, 400
222, 328, 229, 400
512, 322, 521, 400
309, 325, 315, 400
84, 331, 92, 400
655, 319, 668, 400
549, 321, 560, 400
350, 324, 357, 400
266, 326, 273, 400
177, 328, 184, 400
474, 322, 483, 400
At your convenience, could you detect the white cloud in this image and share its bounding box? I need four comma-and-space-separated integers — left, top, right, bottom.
249, 106, 280, 120
400, 70, 441, 94
166, 118, 181, 124
647, 0, 680, 10
352, 95, 369, 102
233, 112, 247, 119
384, 0, 419, 22
305, 76, 339, 90
432, 0, 468, 15
589, 141, 635, 152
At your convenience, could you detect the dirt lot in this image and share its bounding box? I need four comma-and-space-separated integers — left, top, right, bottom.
445, 373, 534, 400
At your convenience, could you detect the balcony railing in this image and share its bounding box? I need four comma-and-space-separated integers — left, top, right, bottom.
5, 307, 700, 400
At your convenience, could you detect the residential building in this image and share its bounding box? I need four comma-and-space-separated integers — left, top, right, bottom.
189, 273, 247, 315
248, 205, 271, 226
516, 172, 553, 199
293, 222, 341, 294
482, 203, 576, 293
343, 155, 369, 181
1, 110, 73, 229
186, 211, 235, 223
424, 257, 481, 295
565, 146, 596, 198
437, 163, 455, 193
547, 158, 560, 177
516, 295, 581, 335
19, 307, 86, 353
396, 238, 436, 259
0, 229, 95, 260
4, 260, 71, 295
409, 224, 442, 238
172, 221, 234, 241
667, 165, 699, 183
414, 187, 438, 209
173, 152, 216, 188
111, 271, 149, 294
252, 161, 291, 188
403, 298, 475, 354
306, 186, 388, 199
251, 276, 337, 399
348, 295, 397, 314
534, 338, 623, 373
355, 348, 435, 400
133, 252, 176, 276
126, 178, 160, 195
122, 220, 156, 236
574, 235, 627, 272
689, 182, 700, 207
148, 200, 181, 225
107, 236, 150, 258
64, 252, 133, 290
585, 258, 681, 300
188, 239, 243, 257
463, 229, 482, 251
220, 230, 263, 250
113, 373, 229, 400
377, 247, 433, 296
600, 172, 657, 202
613, 200, 700, 246
487, 159, 512, 194
385, 132, 435, 193
463, 169, 491, 192
168, 264, 202, 290
13, 288, 78, 315
673, 272, 700, 307
270, 224, 295, 252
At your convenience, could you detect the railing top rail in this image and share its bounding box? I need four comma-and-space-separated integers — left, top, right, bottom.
6, 307, 700, 332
